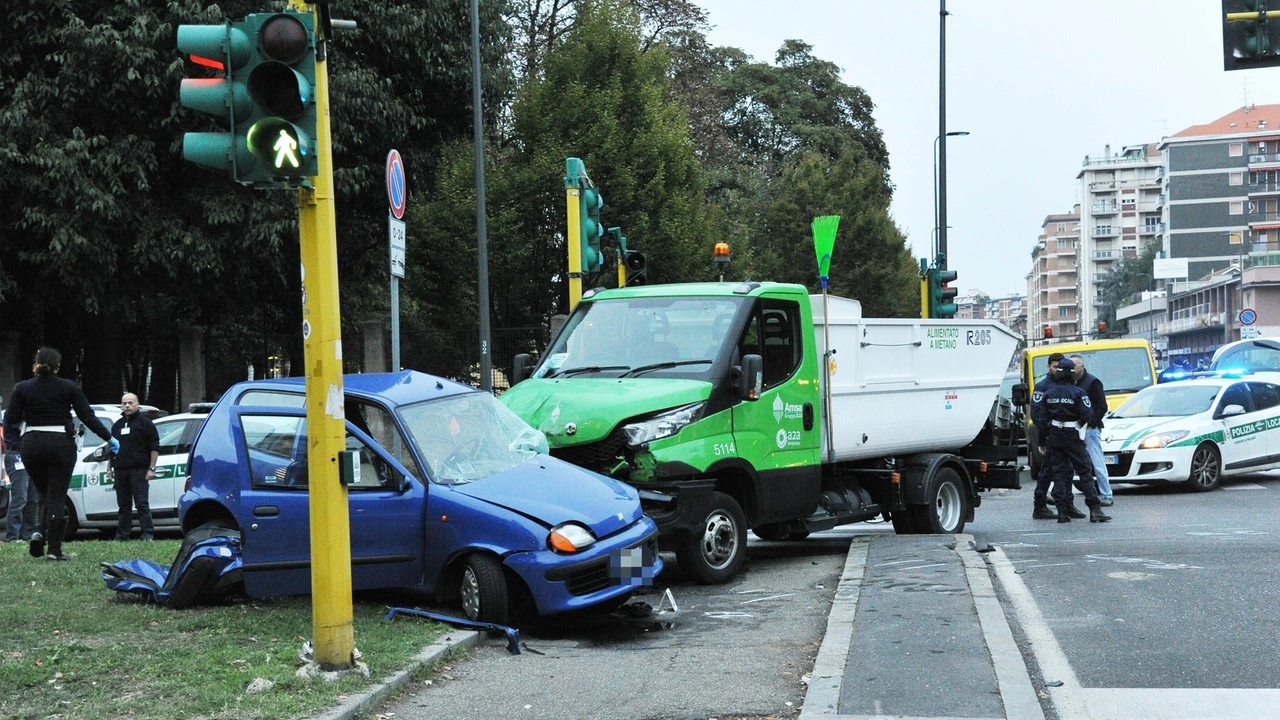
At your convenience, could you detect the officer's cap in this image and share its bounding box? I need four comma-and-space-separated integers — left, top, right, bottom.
1056, 358, 1075, 372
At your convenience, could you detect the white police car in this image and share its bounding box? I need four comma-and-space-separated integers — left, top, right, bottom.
1100, 376, 1280, 492
67, 410, 207, 537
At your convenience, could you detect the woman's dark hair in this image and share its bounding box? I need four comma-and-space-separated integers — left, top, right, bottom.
33, 347, 61, 377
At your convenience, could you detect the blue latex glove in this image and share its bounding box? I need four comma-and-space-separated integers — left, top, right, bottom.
109, 437, 120, 454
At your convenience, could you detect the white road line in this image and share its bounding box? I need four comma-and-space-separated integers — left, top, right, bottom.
873, 558, 932, 566
800, 538, 867, 718
1016, 563, 1075, 569
740, 593, 794, 605
990, 546, 1280, 719
1224, 483, 1266, 490
955, 535, 1045, 720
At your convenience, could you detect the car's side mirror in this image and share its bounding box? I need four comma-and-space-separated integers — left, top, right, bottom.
1011, 383, 1030, 407
398, 475, 413, 493
733, 354, 764, 400
1218, 404, 1247, 419
87, 445, 109, 462
513, 353, 534, 385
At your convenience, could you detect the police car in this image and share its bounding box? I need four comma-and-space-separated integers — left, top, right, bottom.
66, 409, 208, 537
1100, 375, 1280, 492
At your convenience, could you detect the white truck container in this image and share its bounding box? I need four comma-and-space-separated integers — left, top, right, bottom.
812, 295, 1022, 461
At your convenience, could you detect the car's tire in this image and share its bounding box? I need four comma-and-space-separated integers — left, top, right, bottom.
752, 521, 810, 541
909, 467, 969, 534
167, 556, 217, 610
677, 491, 747, 584
62, 500, 80, 541
1186, 443, 1222, 492
460, 553, 509, 625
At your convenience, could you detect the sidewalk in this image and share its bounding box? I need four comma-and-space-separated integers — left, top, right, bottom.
802, 533, 1044, 720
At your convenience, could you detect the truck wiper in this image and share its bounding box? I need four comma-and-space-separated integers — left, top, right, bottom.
621, 359, 713, 377
552, 364, 630, 378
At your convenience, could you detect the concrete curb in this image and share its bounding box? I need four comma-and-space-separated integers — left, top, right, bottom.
799, 537, 868, 718
954, 534, 1045, 720
308, 630, 484, 720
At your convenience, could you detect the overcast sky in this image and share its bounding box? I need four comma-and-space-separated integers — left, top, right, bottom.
693, 0, 1280, 298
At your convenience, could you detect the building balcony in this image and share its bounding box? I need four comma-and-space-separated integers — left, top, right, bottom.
1248, 211, 1280, 226
1159, 311, 1228, 335
1249, 181, 1280, 196
1092, 227, 1120, 238
1092, 250, 1119, 261
1092, 203, 1118, 215
1138, 223, 1164, 235
1092, 298, 1109, 307
1089, 181, 1116, 192
1247, 152, 1280, 165
1136, 201, 1161, 212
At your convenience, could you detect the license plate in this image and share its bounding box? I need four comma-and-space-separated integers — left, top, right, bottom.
610, 545, 657, 587
1104, 454, 1119, 465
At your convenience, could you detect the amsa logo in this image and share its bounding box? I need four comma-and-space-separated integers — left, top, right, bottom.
772, 395, 804, 422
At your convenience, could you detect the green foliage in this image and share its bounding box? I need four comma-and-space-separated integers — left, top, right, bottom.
1098, 240, 1160, 331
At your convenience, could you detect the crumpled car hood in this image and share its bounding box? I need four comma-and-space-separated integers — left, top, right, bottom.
451, 456, 643, 537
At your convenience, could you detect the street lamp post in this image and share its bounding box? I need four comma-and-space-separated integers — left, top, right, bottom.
1132, 271, 1158, 358
934, 131, 969, 260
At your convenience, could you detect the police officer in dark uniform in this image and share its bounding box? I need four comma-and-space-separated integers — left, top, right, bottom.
1029, 352, 1065, 519
1043, 358, 1110, 523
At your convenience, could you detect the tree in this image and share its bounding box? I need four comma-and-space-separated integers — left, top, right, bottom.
1098, 240, 1160, 333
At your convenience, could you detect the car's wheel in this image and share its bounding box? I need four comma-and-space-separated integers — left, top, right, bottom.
167, 557, 217, 610
1186, 443, 1222, 492
62, 500, 80, 541
677, 491, 747, 584
460, 554, 509, 625
752, 521, 809, 541
910, 467, 969, 534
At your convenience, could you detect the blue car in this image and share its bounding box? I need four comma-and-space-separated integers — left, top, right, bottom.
178, 371, 661, 624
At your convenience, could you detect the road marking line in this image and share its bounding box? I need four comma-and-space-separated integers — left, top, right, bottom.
740, 593, 794, 605
1224, 483, 1266, 490
991, 547, 1280, 719
891, 563, 948, 571
955, 535, 1045, 720
873, 558, 931, 566
799, 538, 867, 718
1016, 563, 1075, 569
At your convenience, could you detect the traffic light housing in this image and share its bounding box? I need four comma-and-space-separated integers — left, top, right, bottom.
579, 186, 604, 272
927, 268, 958, 318
1223, 0, 1280, 70
179, 10, 318, 186
623, 249, 647, 286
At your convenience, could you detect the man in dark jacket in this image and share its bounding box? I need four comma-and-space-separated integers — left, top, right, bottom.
1029, 352, 1065, 519
1070, 354, 1113, 506
1044, 359, 1110, 523
110, 393, 160, 541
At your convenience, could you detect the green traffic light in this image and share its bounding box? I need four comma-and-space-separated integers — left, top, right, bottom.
246, 118, 312, 171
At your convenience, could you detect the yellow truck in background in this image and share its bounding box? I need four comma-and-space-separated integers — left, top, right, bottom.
1014, 338, 1157, 477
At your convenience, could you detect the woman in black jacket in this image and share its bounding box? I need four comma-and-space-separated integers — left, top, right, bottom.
2, 348, 116, 560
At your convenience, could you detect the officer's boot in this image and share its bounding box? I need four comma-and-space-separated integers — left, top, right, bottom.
1065, 504, 1086, 519
27, 493, 46, 558
1089, 506, 1112, 523
1032, 503, 1058, 520
1056, 504, 1071, 523
44, 516, 67, 560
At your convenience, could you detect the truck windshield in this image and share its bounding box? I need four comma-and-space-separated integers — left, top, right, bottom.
535, 296, 745, 379
1111, 385, 1220, 418
396, 392, 548, 485
1031, 348, 1153, 394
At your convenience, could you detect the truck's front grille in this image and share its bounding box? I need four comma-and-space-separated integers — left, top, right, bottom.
549, 427, 629, 473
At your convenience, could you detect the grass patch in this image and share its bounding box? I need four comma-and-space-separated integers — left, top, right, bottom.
0, 539, 449, 720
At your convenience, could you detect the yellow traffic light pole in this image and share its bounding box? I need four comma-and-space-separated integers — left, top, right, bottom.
292, 0, 354, 670
567, 187, 583, 309
617, 256, 627, 288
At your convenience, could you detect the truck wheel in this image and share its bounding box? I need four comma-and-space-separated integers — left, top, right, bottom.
677, 492, 747, 584
460, 553, 509, 625
910, 467, 969, 534
1027, 425, 1041, 479
890, 510, 918, 534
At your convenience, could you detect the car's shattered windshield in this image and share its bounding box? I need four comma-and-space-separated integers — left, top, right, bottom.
396, 392, 548, 485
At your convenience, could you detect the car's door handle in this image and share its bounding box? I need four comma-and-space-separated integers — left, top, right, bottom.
803, 402, 814, 431
153, 467, 171, 478
253, 506, 280, 518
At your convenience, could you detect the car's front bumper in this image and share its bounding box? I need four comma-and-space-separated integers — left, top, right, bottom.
503, 516, 663, 615
1101, 446, 1193, 484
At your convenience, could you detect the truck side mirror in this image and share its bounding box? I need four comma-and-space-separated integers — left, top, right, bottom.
513, 353, 533, 384
733, 354, 763, 400
1011, 383, 1029, 407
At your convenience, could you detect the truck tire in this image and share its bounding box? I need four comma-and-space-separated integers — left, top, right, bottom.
677, 492, 747, 584
1027, 425, 1041, 480
889, 510, 918, 534
910, 467, 968, 534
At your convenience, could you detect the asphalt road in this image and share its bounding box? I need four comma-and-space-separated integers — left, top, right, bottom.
973, 471, 1280, 719
375, 531, 860, 720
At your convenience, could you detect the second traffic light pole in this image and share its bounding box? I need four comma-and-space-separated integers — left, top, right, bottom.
291, 0, 355, 671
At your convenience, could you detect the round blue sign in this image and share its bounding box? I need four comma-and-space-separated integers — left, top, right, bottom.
386, 149, 406, 219
1240, 308, 1258, 326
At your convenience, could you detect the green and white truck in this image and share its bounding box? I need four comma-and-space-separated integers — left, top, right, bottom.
502, 281, 1021, 583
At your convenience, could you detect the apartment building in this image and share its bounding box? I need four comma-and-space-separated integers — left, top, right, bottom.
1076, 144, 1165, 331
1160, 105, 1280, 280
1027, 208, 1082, 341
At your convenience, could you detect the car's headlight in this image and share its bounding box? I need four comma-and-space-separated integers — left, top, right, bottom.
548, 522, 596, 553
1139, 430, 1189, 449
622, 402, 706, 447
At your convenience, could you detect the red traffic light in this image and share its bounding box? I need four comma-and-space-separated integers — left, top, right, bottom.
259, 15, 308, 63
1097, 321, 1108, 333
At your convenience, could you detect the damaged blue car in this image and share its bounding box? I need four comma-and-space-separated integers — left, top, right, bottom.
177, 371, 661, 623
